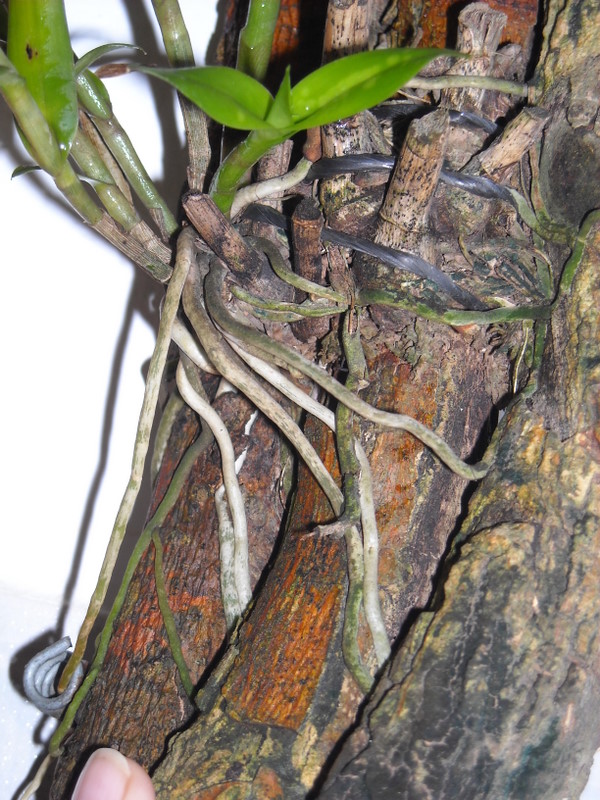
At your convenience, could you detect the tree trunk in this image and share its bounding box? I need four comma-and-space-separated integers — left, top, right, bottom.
50, 0, 600, 797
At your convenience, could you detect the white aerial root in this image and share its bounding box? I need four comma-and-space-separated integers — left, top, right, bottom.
221, 326, 487, 480
18, 755, 52, 800
182, 275, 343, 514
229, 341, 391, 664
230, 157, 312, 218
176, 361, 252, 616
227, 340, 335, 428
172, 316, 218, 374
214, 484, 240, 628
354, 441, 392, 666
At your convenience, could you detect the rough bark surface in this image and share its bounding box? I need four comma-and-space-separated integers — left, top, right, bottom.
50, 388, 288, 798
49, 0, 600, 797
318, 217, 600, 800
317, 0, 600, 796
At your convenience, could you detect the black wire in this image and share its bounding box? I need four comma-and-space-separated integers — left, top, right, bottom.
306, 155, 517, 209
242, 146, 519, 312
241, 203, 487, 311
320, 228, 487, 310
374, 102, 498, 135
306, 154, 395, 178
242, 203, 289, 230
438, 168, 516, 207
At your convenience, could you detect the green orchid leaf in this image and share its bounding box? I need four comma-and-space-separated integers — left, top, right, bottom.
11, 164, 42, 178
75, 43, 145, 76
289, 48, 455, 130
7, 0, 78, 156
265, 66, 294, 130
138, 65, 277, 130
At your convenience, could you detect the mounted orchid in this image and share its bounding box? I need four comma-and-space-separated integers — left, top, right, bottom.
1, 0, 451, 225
138, 46, 452, 214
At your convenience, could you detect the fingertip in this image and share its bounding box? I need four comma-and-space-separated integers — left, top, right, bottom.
71, 748, 155, 800
122, 756, 156, 800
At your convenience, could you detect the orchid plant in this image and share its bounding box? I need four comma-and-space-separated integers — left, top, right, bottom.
138, 46, 451, 214
1, 2, 478, 792
0, 0, 450, 225
4, 4, 570, 799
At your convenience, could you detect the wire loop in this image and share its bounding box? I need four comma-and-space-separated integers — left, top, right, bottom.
23, 637, 84, 717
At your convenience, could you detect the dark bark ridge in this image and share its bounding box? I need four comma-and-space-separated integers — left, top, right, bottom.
318, 214, 600, 800
318, 0, 600, 795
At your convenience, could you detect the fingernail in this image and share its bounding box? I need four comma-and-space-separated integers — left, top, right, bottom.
72, 748, 132, 800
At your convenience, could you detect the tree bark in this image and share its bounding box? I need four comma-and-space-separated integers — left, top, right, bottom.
319, 215, 600, 795
50, 0, 600, 797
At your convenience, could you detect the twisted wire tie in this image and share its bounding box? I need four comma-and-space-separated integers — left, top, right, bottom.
23, 637, 84, 717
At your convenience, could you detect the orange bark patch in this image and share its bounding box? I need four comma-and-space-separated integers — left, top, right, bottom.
390, 0, 537, 52
222, 421, 345, 730
110, 604, 166, 675
251, 766, 285, 798
271, 0, 300, 62
363, 354, 438, 560
223, 536, 342, 730
186, 781, 247, 800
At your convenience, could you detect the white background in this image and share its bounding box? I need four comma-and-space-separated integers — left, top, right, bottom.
0, 2, 598, 798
